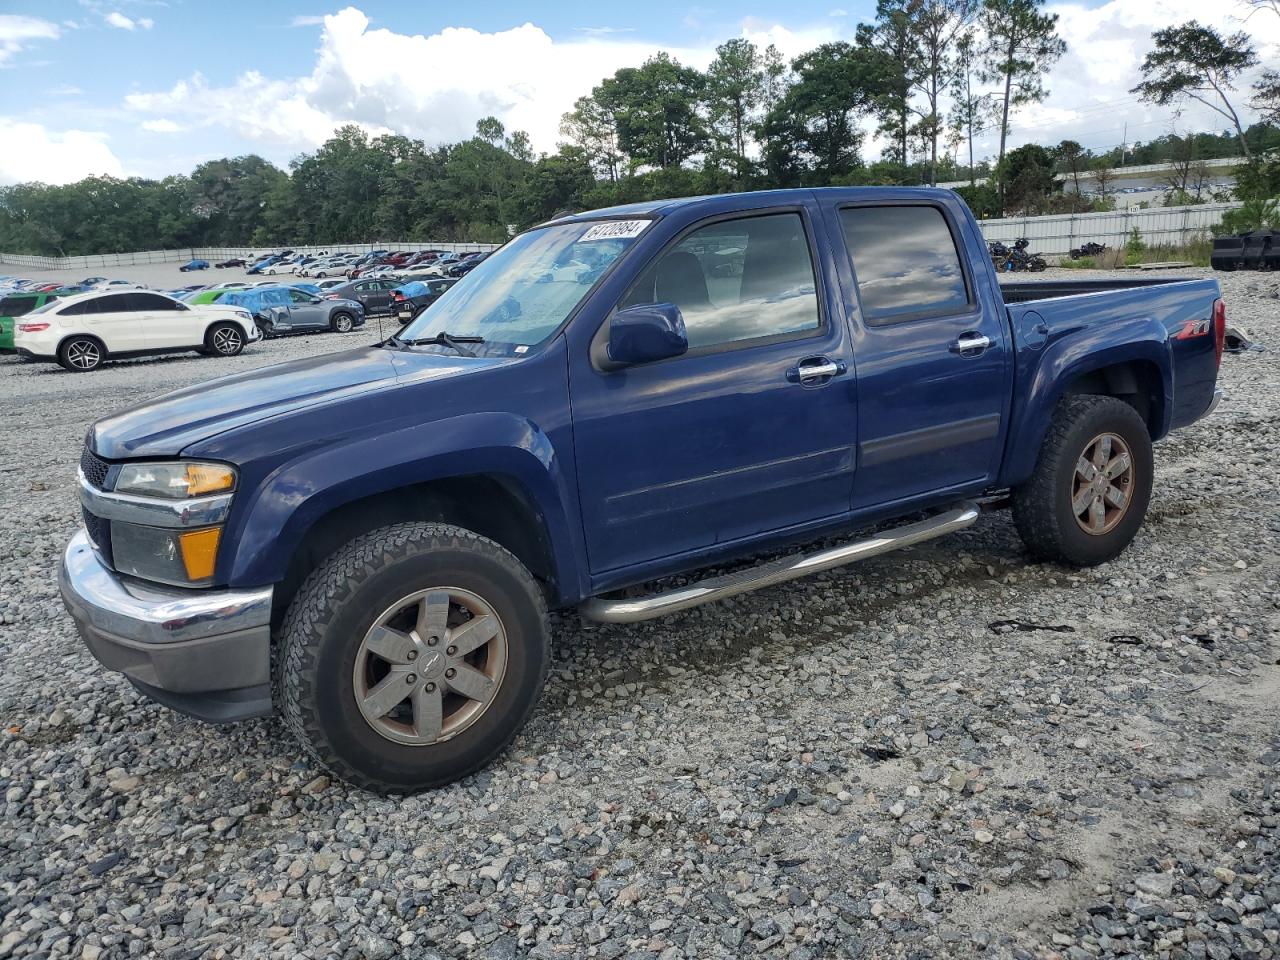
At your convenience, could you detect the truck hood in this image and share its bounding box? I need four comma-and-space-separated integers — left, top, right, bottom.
89, 347, 503, 459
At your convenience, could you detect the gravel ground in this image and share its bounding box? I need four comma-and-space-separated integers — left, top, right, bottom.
0, 267, 1277, 960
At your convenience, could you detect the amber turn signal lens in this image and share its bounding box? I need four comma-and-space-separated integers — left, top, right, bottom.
178, 527, 221, 581
185, 463, 235, 496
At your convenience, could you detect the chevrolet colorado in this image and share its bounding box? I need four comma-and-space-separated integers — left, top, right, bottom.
59, 188, 1225, 791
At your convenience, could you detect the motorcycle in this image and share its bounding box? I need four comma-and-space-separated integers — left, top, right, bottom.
988, 238, 1047, 272
1069, 242, 1107, 260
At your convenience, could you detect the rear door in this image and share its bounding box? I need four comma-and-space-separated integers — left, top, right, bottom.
67, 294, 145, 351
285, 288, 327, 328
825, 200, 1012, 509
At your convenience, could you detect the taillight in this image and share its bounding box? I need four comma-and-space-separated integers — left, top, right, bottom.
1212, 298, 1225, 370
18, 322, 49, 332
391, 291, 405, 301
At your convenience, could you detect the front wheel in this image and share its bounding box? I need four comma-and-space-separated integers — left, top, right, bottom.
1012, 395, 1153, 566
206, 322, 245, 357
278, 522, 550, 792
330, 312, 354, 333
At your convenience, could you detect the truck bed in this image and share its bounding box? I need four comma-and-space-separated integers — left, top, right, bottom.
999, 276, 1199, 305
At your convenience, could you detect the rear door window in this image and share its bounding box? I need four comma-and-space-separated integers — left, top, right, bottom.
838, 205, 972, 324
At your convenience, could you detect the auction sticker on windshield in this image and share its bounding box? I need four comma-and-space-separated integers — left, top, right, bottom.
579, 220, 649, 242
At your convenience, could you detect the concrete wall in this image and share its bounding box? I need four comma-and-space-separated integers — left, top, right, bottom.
0, 242, 502, 272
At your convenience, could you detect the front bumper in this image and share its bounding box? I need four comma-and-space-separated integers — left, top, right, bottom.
58, 529, 275, 722
1206, 387, 1224, 417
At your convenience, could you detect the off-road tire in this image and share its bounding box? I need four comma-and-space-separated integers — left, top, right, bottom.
1012, 395, 1153, 566
278, 522, 549, 792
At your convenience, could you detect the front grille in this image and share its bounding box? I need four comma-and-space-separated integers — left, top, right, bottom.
81, 507, 114, 568
80, 447, 110, 490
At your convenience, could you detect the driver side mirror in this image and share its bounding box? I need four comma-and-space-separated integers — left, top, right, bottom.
606, 303, 688, 368
310, 297, 323, 304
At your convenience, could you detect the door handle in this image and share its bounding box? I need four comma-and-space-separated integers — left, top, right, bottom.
787, 357, 847, 384
950, 332, 991, 355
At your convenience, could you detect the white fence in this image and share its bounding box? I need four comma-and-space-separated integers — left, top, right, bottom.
0, 241, 502, 272
978, 202, 1240, 256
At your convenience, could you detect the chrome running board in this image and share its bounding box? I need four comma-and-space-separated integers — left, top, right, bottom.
579, 500, 981, 624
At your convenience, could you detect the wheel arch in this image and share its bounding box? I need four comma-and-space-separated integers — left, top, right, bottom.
1000, 335, 1172, 489
268, 474, 561, 629
56, 331, 107, 358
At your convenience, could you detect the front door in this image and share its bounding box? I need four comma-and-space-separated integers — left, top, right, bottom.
133, 292, 197, 347
569, 207, 858, 574
826, 201, 1011, 509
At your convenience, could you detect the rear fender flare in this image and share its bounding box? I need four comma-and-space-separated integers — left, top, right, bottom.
1001, 318, 1171, 487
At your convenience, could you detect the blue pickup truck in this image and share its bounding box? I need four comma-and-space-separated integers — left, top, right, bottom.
59, 188, 1225, 792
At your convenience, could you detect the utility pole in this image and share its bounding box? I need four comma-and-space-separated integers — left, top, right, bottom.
1120, 123, 1127, 168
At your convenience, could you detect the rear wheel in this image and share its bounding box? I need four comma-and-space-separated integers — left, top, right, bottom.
58, 336, 103, 372
206, 322, 244, 357
278, 522, 550, 792
331, 312, 354, 333
1012, 395, 1153, 566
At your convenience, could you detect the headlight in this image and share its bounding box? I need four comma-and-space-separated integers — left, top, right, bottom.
115, 461, 236, 499
235, 310, 252, 321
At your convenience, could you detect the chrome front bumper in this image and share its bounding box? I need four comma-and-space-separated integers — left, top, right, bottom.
58, 529, 275, 722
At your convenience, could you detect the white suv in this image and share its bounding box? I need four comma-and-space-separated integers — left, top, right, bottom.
14, 290, 261, 372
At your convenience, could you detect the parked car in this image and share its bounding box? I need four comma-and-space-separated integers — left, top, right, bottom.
57, 187, 1225, 791
390, 277, 457, 324
299, 257, 354, 279
314, 278, 347, 292
215, 258, 247, 269
15, 288, 260, 371
0, 290, 61, 351
180, 259, 211, 272
446, 252, 490, 277
249, 286, 365, 337
263, 261, 299, 276
93, 280, 145, 290
324, 277, 401, 315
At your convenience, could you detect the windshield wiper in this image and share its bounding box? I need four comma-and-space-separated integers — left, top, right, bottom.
402, 331, 485, 357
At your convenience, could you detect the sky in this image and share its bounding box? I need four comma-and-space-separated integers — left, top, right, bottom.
0, 0, 1277, 185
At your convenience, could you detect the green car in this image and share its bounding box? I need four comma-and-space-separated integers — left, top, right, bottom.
0, 291, 61, 351
186, 290, 230, 306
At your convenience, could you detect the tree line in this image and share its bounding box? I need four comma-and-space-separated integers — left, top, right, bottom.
1, 0, 1277, 257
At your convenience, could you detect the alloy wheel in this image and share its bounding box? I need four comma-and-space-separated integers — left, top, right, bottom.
213, 327, 242, 354
352, 587, 508, 746
66, 340, 100, 370
1072, 432, 1134, 535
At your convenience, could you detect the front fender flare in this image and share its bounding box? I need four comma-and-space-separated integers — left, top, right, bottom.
223, 411, 584, 598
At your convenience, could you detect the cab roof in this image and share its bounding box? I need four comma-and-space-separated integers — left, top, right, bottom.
546, 186, 961, 226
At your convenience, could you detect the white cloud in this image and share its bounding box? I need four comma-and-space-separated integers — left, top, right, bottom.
119, 2, 1280, 174
291, 15, 328, 27
0, 14, 60, 64
141, 118, 182, 133
0, 119, 123, 184
829, 8, 849, 16
126, 8, 734, 155
104, 11, 153, 31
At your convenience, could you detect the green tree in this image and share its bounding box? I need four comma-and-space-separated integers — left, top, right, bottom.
609, 53, 706, 169
995, 143, 1057, 214
188, 155, 287, 245
857, 1, 921, 171
560, 94, 622, 182
704, 38, 767, 183
978, 0, 1066, 184
1130, 23, 1258, 159
762, 42, 883, 184
908, 0, 977, 186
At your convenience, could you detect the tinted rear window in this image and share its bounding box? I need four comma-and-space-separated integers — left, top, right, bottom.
839, 205, 971, 323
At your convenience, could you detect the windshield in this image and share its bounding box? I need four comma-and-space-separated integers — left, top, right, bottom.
395, 219, 649, 356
